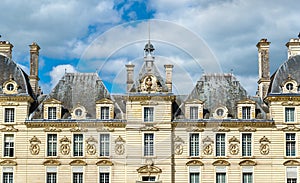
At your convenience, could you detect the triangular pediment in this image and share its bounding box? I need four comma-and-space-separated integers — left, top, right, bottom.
96, 98, 113, 104
237, 98, 255, 104
185, 99, 204, 104
43, 98, 62, 104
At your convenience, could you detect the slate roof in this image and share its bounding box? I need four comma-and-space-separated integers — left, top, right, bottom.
268, 55, 300, 94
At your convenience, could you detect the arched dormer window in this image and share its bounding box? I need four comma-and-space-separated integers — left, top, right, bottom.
282, 75, 298, 93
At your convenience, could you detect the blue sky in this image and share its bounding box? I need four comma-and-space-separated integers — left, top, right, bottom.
1, 0, 300, 95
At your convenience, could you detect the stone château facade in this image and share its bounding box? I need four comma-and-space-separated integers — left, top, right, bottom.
0, 35, 300, 183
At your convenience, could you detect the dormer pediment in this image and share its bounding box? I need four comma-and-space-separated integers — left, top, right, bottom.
237, 98, 255, 104
96, 98, 113, 104
43, 98, 62, 104
185, 99, 204, 104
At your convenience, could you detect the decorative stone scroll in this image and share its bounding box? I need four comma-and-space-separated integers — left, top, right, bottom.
174, 136, 184, 155
228, 136, 239, 155
29, 136, 41, 155
259, 136, 270, 155
60, 136, 71, 155
115, 135, 125, 155
202, 136, 213, 155
86, 136, 97, 155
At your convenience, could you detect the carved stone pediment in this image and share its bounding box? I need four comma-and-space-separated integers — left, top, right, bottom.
137, 165, 162, 174
283, 160, 300, 166
186, 160, 204, 166
60, 136, 71, 143
96, 160, 114, 166
174, 136, 184, 143
115, 136, 126, 143
0, 160, 17, 166
212, 160, 230, 166
0, 125, 18, 132
282, 125, 300, 132
97, 126, 115, 132
186, 126, 204, 132
213, 126, 230, 132
96, 98, 113, 104
86, 136, 97, 143
43, 159, 61, 166
29, 136, 41, 143
229, 136, 240, 143
70, 126, 88, 132
238, 126, 256, 132
43, 98, 62, 104
140, 126, 159, 131
259, 136, 270, 143
281, 101, 300, 106
69, 160, 87, 166
202, 136, 213, 143
239, 160, 256, 166
44, 126, 62, 132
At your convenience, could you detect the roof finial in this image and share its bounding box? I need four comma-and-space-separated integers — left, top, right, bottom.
144, 20, 155, 56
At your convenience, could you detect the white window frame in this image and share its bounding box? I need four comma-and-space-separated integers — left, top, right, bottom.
285, 133, 296, 157
4, 108, 15, 123
72, 166, 84, 183
190, 106, 199, 120
242, 106, 251, 120
100, 106, 110, 120
47, 134, 58, 157
2, 167, 14, 183
286, 167, 297, 183
241, 166, 253, 183
285, 107, 295, 123
143, 107, 154, 122
99, 166, 111, 183
3, 134, 14, 158
189, 133, 200, 157
215, 133, 226, 157
48, 107, 57, 120
189, 166, 200, 183
99, 134, 110, 157
46, 166, 57, 183
73, 134, 84, 157
143, 133, 155, 157
215, 166, 227, 183
241, 133, 252, 157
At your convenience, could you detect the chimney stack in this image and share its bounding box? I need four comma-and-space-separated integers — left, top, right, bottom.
29, 42, 40, 96
286, 38, 300, 58
125, 63, 135, 92
0, 41, 13, 59
164, 64, 174, 92
256, 38, 270, 100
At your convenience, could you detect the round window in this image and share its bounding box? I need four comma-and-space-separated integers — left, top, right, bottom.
286, 83, 294, 91
216, 109, 224, 116
75, 109, 83, 117
6, 83, 14, 91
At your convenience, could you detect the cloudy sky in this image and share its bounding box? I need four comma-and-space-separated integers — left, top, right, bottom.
1, 0, 300, 95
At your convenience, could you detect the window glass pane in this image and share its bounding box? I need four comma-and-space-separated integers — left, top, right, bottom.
5, 108, 14, 123
242, 134, 252, 156
142, 176, 156, 181
144, 133, 154, 156
73, 172, 83, 183
99, 172, 109, 183
3, 172, 13, 183
190, 107, 198, 119
4, 134, 14, 157
74, 134, 83, 156
285, 108, 295, 122
216, 134, 225, 156
286, 133, 296, 156
190, 172, 200, 183
189, 133, 199, 156
48, 107, 57, 120
216, 173, 226, 183
100, 134, 110, 156
101, 107, 109, 120
243, 173, 252, 183
242, 107, 251, 119
144, 107, 154, 122
47, 172, 57, 183
47, 134, 57, 156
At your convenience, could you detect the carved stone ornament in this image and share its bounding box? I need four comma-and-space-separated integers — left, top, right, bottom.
137, 165, 162, 174
186, 160, 204, 166
229, 143, 239, 155
44, 126, 62, 132
86, 136, 97, 155
69, 160, 87, 166
239, 160, 256, 166
96, 160, 114, 166
259, 136, 270, 143
212, 126, 230, 132
60, 136, 71, 155
43, 159, 61, 166
283, 160, 300, 166
139, 75, 162, 93
97, 126, 115, 132
0, 125, 18, 132
70, 126, 88, 132
174, 136, 184, 143
0, 160, 17, 166
174, 136, 184, 155
115, 136, 125, 155
186, 126, 204, 132
29, 136, 41, 155
282, 125, 300, 132
212, 160, 230, 166
140, 125, 159, 131
238, 126, 256, 132
203, 144, 213, 155
229, 136, 240, 143
259, 136, 270, 155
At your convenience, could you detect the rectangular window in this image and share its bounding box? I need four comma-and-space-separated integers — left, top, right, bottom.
287, 167, 297, 183
48, 107, 57, 120
47, 173, 57, 183
73, 134, 83, 156
216, 173, 226, 183
216, 133, 225, 156
100, 107, 109, 120
242, 106, 251, 119
4, 134, 14, 157
285, 107, 295, 122
190, 107, 198, 119
144, 133, 154, 156
142, 176, 156, 181
73, 172, 83, 183
3, 172, 13, 183
144, 107, 154, 122
286, 133, 296, 156
99, 134, 110, 156
47, 134, 57, 156
189, 133, 200, 157
99, 172, 109, 183
4, 108, 14, 123
243, 173, 253, 183
190, 172, 200, 183
242, 133, 252, 156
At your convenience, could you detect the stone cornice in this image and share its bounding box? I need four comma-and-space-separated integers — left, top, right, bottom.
25, 121, 126, 128
173, 121, 274, 128
0, 96, 34, 103
266, 96, 300, 102
128, 95, 176, 102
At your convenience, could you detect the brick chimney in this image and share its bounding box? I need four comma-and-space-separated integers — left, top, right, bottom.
0, 41, 13, 59
256, 38, 270, 100
125, 63, 135, 92
29, 42, 40, 96
164, 64, 174, 92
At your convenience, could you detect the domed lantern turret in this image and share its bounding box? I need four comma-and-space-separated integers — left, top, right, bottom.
144, 41, 155, 56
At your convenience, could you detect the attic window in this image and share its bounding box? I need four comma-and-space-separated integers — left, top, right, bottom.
75, 109, 83, 117
216, 109, 224, 117
3, 80, 18, 94
6, 83, 14, 91
286, 83, 294, 91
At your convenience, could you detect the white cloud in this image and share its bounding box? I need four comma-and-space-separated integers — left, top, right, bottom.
49, 64, 77, 89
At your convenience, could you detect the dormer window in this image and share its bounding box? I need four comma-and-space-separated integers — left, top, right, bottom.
190, 107, 198, 119
2, 76, 18, 94
48, 107, 57, 120
237, 99, 256, 120
43, 98, 62, 120
96, 98, 114, 120
71, 104, 87, 119
242, 106, 251, 119
184, 99, 204, 120
101, 107, 110, 120
286, 83, 294, 91
213, 107, 228, 119
282, 76, 298, 93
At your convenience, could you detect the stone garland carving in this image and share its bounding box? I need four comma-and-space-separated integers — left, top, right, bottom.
202, 136, 213, 155
86, 136, 97, 155
228, 136, 239, 155
29, 136, 41, 155
174, 136, 184, 155
115, 136, 125, 155
60, 136, 71, 155
259, 136, 270, 155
